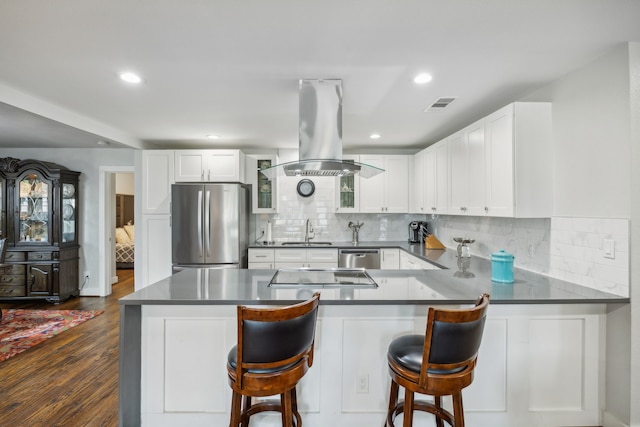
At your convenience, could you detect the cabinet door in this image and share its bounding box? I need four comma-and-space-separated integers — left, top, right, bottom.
434, 142, 449, 214
27, 264, 54, 295
16, 171, 52, 245
485, 105, 515, 217
448, 120, 486, 216
306, 249, 338, 265
205, 150, 244, 182
248, 262, 273, 269
141, 214, 172, 288
175, 151, 205, 182
335, 155, 360, 213
410, 150, 426, 214
380, 248, 400, 269
448, 130, 468, 214
465, 119, 486, 215
384, 156, 409, 213
424, 148, 437, 214
246, 155, 278, 213
142, 150, 174, 214
359, 155, 385, 212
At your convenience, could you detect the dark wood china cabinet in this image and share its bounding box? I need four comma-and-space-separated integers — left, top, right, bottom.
0, 157, 80, 303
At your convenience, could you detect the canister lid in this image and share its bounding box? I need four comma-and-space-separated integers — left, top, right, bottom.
491, 249, 514, 261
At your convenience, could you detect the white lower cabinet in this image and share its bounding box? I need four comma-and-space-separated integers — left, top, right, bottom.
399, 251, 439, 270
380, 248, 400, 269
249, 248, 339, 269
140, 304, 605, 427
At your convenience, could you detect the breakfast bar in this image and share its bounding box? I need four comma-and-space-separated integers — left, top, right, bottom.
119, 248, 627, 427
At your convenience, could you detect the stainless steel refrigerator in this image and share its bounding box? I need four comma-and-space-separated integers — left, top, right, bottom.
171, 183, 250, 270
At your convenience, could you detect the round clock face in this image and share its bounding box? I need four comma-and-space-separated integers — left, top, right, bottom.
297, 179, 315, 197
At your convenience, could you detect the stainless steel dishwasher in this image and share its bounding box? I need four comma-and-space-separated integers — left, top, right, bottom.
338, 248, 381, 269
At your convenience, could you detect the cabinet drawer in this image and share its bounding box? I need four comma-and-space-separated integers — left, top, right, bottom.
0, 284, 27, 297
2, 264, 26, 275
274, 249, 306, 263
306, 249, 338, 263
5, 251, 26, 262
28, 252, 54, 261
1, 274, 26, 285
248, 249, 275, 262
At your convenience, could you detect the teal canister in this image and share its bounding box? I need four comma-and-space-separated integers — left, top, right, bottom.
491, 250, 514, 283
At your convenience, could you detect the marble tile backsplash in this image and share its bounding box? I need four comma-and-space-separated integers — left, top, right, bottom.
429, 215, 629, 297
253, 175, 424, 243
252, 175, 629, 296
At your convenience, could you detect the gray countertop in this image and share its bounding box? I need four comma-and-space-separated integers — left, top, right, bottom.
120, 241, 628, 306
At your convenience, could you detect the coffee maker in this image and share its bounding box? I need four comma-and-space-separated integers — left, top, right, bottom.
408, 221, 430, 243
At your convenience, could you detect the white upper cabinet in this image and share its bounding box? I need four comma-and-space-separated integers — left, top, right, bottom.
141, 150, 174, 215
335, 155, 361, 213
174, 150, 245, 182
423, 140, 449, 216
245, 154, 278, 214
359, 155, 409, 213
484, 102, 552, 217
448, 118, 487, 216
410, 149, 426, 214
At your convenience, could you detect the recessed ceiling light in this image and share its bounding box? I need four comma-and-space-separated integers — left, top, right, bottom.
370, 133, 381, 140
97, 140, 110, 146
119, 72, 142, 84
413, 73, 433, 84
206, 134, 220, 139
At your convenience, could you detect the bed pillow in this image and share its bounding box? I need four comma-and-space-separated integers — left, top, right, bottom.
124, 224, 135, 241
115, 227, 131, 244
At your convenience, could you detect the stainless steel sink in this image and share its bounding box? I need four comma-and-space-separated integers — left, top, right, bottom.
281, 241, 333, 246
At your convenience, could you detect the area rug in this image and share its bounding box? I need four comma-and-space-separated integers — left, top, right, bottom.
0, 309, 104, 362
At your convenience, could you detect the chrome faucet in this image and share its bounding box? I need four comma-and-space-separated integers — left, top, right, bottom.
304, 218, 315, 245
348, 221, 364, 245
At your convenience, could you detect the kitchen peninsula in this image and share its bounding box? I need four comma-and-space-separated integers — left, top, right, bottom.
119, 245, 627, 427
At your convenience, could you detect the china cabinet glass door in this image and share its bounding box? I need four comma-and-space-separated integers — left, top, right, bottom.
18, 173, 49, 243
62, 182, 76, 243
0, 177, 5, 239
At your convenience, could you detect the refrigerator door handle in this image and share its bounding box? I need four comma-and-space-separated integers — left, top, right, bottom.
197, 190, 203, 256
205, 190, 211, 257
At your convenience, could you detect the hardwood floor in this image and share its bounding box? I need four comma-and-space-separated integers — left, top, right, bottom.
0, 269, 134, 427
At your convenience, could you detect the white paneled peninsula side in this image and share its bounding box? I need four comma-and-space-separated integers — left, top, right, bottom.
119, 246, 627, 427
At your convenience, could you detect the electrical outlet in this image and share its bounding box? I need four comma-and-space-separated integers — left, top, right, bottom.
603, 239, 615, 259
356, 374, 369, 394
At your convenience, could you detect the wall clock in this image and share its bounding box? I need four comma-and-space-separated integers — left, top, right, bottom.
296, 179, 315, 197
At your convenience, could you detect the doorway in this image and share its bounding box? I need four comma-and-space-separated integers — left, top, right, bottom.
99, 166, 135, 297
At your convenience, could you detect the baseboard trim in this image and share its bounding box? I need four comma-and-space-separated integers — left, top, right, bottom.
603, 411, 629, 427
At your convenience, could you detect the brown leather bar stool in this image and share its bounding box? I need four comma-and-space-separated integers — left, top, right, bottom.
385, 293, 490, 427
227, 292, 321, 427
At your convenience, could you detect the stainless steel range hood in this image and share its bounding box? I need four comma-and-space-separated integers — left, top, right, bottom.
261, 79, 384, 179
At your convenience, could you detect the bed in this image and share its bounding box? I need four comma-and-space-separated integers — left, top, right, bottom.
115, 224, 135, 269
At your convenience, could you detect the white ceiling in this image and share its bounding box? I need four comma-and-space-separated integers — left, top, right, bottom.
1, 0, 639, 152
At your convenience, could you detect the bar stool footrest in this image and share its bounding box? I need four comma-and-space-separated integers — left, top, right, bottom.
386, 400, 455, 427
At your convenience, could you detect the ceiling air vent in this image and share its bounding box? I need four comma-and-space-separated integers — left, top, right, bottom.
424, 97, 456, 112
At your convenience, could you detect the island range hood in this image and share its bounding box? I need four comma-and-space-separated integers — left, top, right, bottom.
260, 79, 384, 179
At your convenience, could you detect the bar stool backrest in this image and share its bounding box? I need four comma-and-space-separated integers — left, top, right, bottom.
421, 294, 490, 381
235, 292, 321, 379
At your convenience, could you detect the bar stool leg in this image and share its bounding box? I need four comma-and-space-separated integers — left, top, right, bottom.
241, 395, 251, 427
386, 380, 399, 427
229, 390, 242, 427
434, 396, 444, 427
281, 389, 294, 427
402, 388, 414, 427
452, 392, 465, 427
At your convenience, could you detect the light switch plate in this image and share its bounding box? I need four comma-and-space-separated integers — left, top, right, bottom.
603, 239, 615, 259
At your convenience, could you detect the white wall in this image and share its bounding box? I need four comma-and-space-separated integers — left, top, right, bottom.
525, 44, 631, 218
525, 43, 636, 427
115, 172, 134, 195
1, 148, 135, 295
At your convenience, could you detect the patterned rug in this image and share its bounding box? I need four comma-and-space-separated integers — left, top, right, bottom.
0, 309, 104, 362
